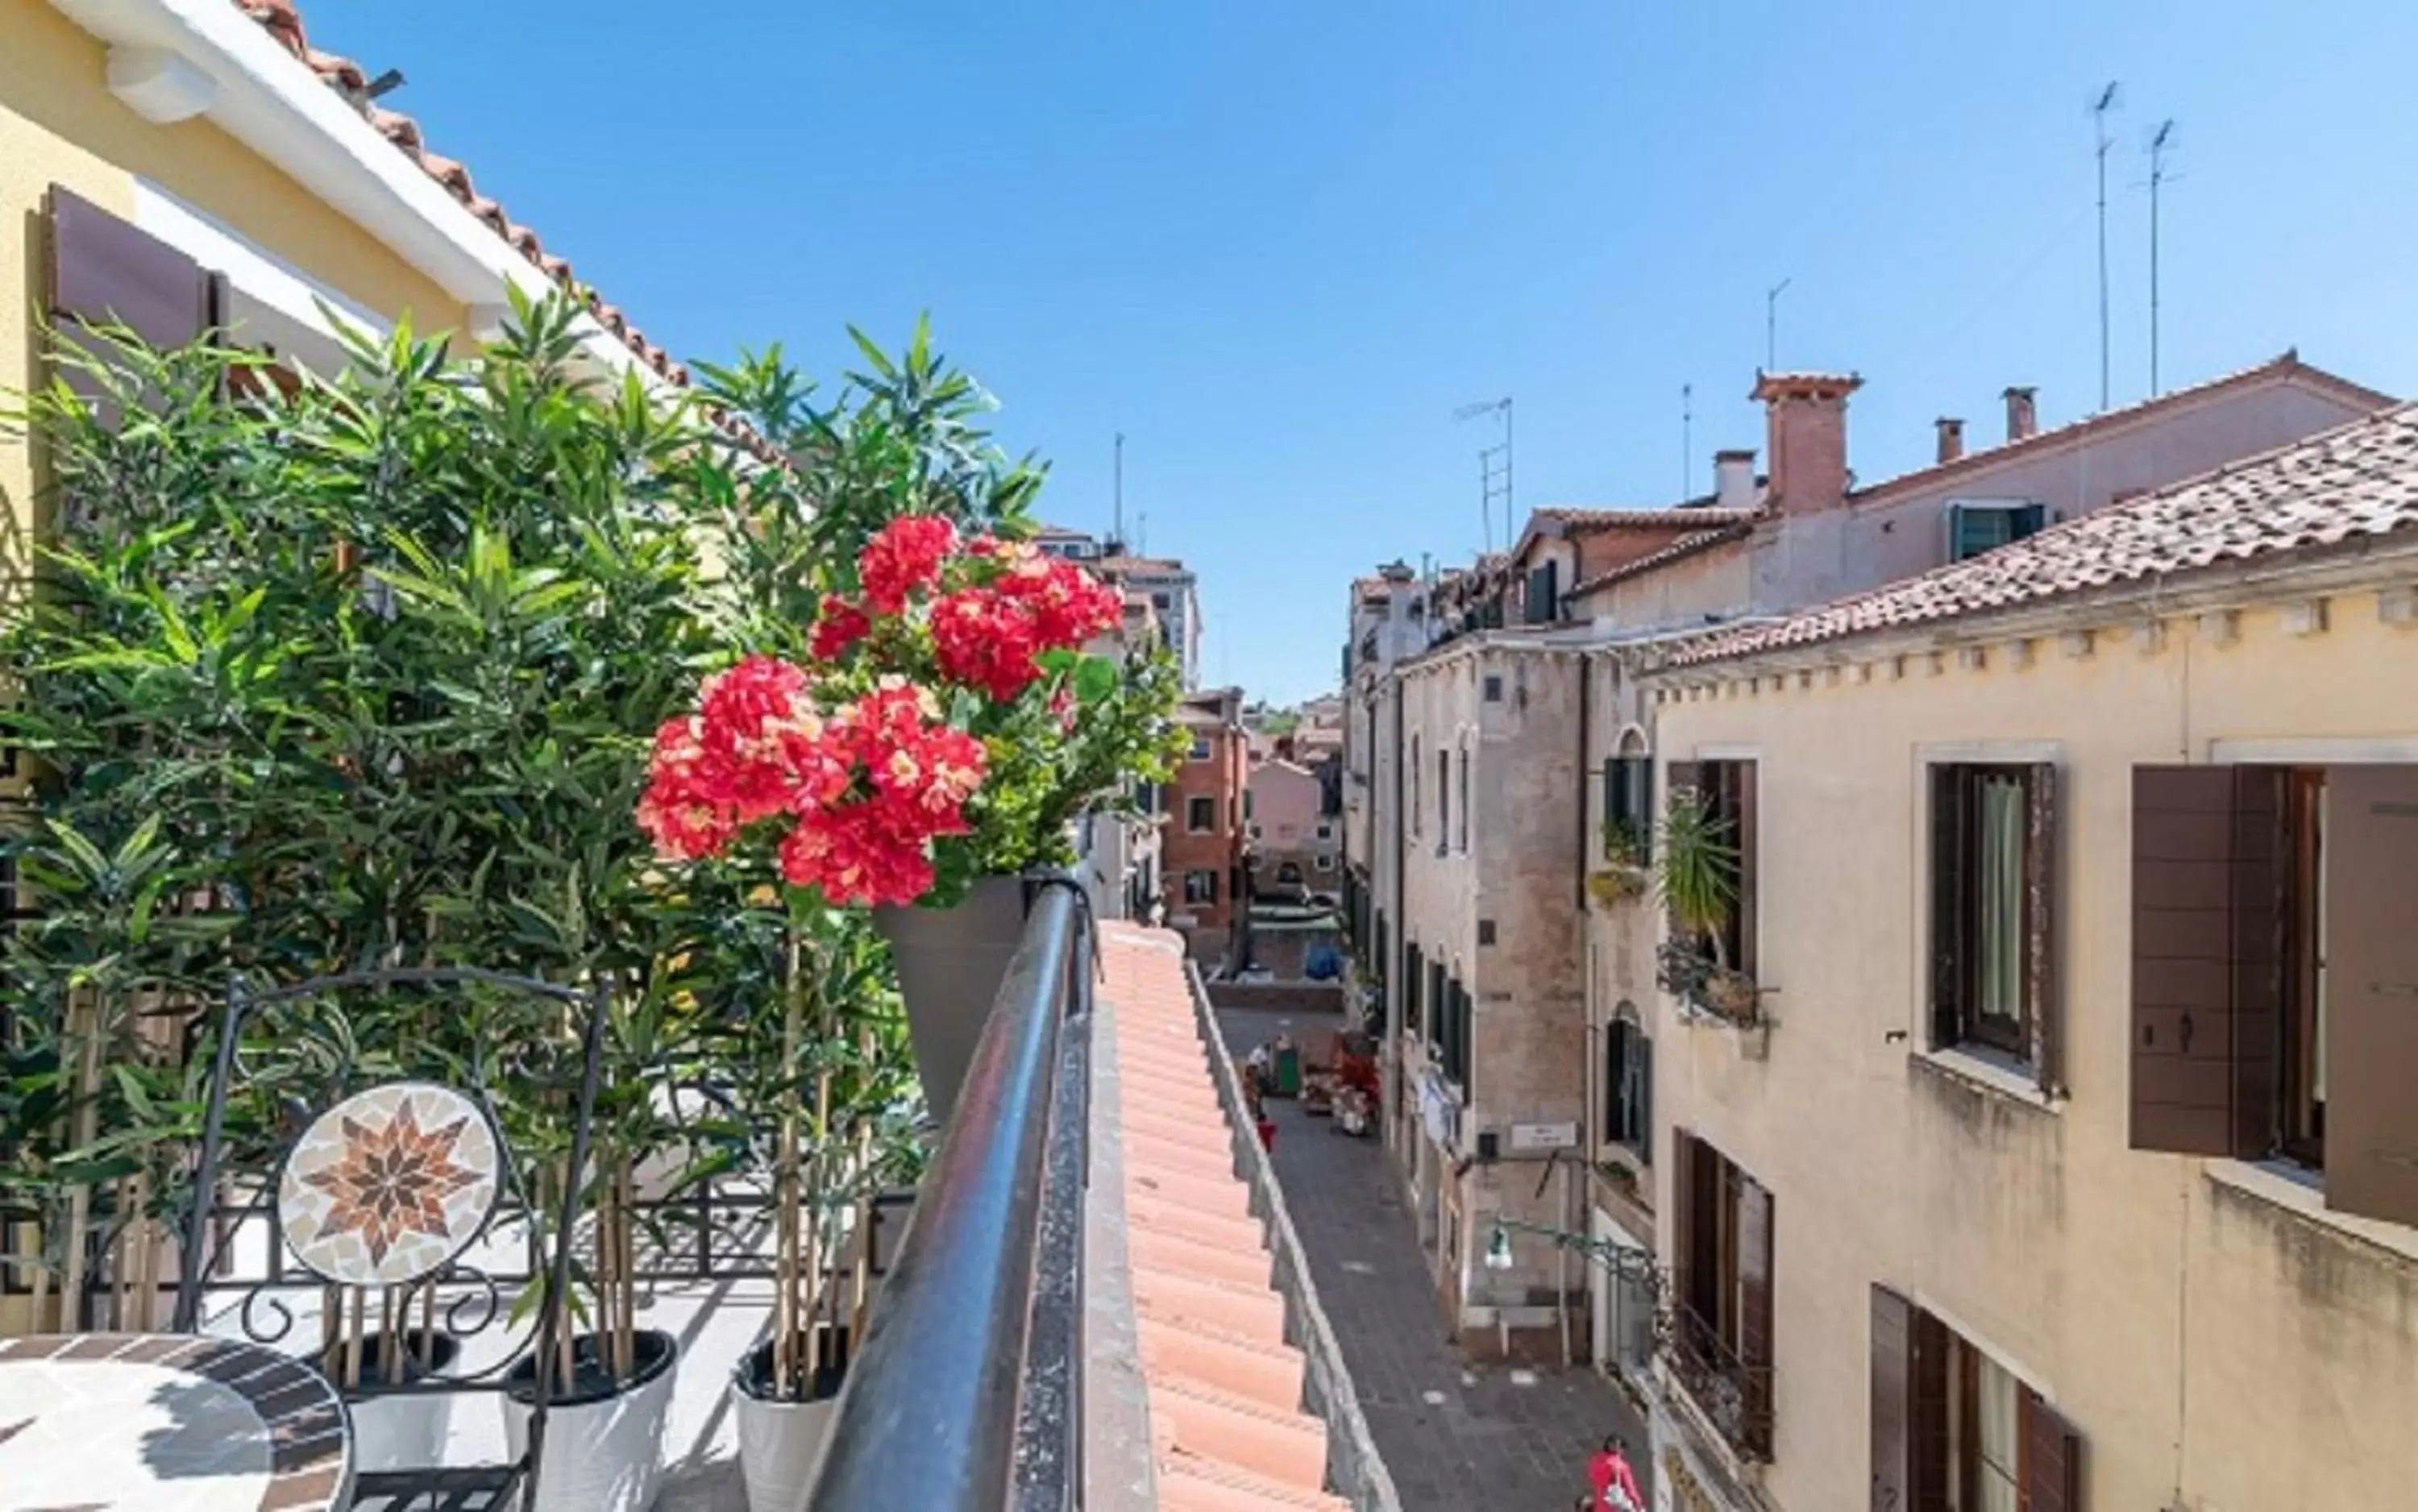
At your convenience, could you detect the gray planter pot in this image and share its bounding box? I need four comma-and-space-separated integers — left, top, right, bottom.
873, 875, 1028, 1126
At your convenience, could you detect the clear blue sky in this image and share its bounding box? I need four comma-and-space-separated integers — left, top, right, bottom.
319, 0, 2418, 704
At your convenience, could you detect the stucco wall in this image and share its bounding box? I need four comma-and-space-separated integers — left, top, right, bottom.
1648, 586, 2418, 1512
1, 0, 470, 535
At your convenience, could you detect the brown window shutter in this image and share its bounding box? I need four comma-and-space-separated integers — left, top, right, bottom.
2129, 766, 2241, 1155
1928, 765, 1969, 1049
1908, 1308, 1953, 1512
47, 185, 213, 344
2016, 1387, 2082, 1512
1672, 1128, 1701, 1318
1735, 763, 1760, 976
2315, 764, 2418, 1225
2227, 767, 2287, 1159
1870, 1286, 1914, 1512
2026, 763, 2063, 1095
1737, 1171, 1775, 1452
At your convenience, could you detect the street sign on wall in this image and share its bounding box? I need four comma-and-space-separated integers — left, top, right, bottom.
1507, 1121, 1580, 1153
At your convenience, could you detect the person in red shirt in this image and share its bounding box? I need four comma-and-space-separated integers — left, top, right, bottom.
1586, 1435, 1643, 1512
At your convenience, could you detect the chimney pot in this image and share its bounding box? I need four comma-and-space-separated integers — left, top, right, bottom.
2003, 386, 2038, 442
1713, 449, 1757, 511
1934, 417, 1965, 464
1751, 372, 1863, 515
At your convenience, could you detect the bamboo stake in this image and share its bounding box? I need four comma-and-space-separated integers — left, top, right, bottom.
617, 1161, 637, 1382
380, 1288, 401, 1385
59, 992, 102, 1330
343, 1286, 366, 1391
110, 1176, 135, 1331
555, 1161, 575, 1394
321, 1284, 341, 1377
419, 1281, 437, 1369
772, 929, 803, 1398
800, 993, 834, 1383
135, 1190, 159, 1332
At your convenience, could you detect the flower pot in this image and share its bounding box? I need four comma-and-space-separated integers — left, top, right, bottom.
731, 1327, 852, 1512
501, 1328, 679, 1512
1705, 968, 1761, 1023
873, 874, 1029, 1126
347, 1328, 460, 1473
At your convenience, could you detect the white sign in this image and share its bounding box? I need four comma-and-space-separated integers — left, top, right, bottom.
1508, 1121, 1580, 1153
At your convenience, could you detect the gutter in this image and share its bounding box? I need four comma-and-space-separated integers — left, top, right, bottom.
1575, 654, 1591, 913
50, 0, 669, 386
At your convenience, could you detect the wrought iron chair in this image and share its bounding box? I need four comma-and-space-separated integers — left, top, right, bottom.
172, 966, 609, 1512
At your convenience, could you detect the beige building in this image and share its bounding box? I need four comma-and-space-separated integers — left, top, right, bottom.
1637, 404, 2418, 1512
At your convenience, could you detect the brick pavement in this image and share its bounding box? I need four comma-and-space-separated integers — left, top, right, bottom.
1219, 1007, 1652, 1512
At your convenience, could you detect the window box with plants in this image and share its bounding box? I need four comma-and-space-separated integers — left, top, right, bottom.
1588, 820, 1653, 907
1653, 790, 1762, 1025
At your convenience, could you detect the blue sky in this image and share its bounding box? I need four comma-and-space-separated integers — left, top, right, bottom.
318, 0, 2418, 704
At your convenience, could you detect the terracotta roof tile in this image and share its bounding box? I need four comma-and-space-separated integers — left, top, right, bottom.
1533, 505, 1760, 531
1097, 923, 1349, 1511
1666, 403, 2418, 667
1566, 521, 1756, 600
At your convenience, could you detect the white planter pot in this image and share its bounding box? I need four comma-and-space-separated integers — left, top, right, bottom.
733, 1329, 851, 1512
501, 1330, 679, 1512
348, 1330, 459, 1473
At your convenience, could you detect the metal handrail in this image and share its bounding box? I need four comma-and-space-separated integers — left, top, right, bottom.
806, 877, 1091, 1510
1669, 1304, 1775, 1460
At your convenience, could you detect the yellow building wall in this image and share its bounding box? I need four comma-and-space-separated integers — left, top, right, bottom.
1653, 592, 2418, 1512
1, 0, 470, 530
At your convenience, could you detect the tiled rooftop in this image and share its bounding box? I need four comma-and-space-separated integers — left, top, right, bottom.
1096, 924, 1349, 1511
1530, 505, 1761, 531
1665, 402, 2418, 667
1566, 521, 1756, 599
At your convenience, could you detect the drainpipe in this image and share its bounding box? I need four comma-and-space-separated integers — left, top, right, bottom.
1391, 676, 1407, 1073
1576, 652, 1592, 912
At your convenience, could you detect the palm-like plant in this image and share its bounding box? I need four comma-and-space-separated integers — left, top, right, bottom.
1656, 788, 1742, 969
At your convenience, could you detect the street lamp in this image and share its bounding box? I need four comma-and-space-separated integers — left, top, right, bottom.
1485, 1221, 1516, 1272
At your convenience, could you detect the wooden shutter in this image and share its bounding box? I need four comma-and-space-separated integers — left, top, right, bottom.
2130, 766, 2248, 1155
1929, 765, 1970, 1049
1737, 1171, 1775, 1450
1672, 1129, 1699, 1314
2318, 764, 2418, 1225
1635, 1032, 1654, 1164
2025, 763, 2063, 1095
1602, 758, 1618, 854
2017, 1387, 2082, 1512
1909, 1310, 1953, 1512
2227, 768, 2289, 1159
1735, 762, 1760, 976
1870, 1286, 1914, 1512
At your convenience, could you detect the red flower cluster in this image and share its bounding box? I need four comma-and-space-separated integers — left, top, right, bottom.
809, 597, 872, 660
927, 542, 1125, 701
858, 514, 958, 613
636, 659, 989, 908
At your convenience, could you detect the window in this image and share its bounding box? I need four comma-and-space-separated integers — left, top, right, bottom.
2129, 764, 2418, 1225
1188, 733, 1211, 762
1946, 501, 2048, 562
1870, 1288, 2081, 1512
1436, 747, 1450, 849
1406, 943, 1425, 1037
1672, 1131, 1774, 1460
1477, 919, 1496, 947
1526, 560, 1560, 624
1187, 795, 1215, 833
1456, 744, 1470, 852
1410, 737, 1423, 837
1315, 822, 1335, 841
1667, 759, 1758, 974
1315, 854, 1336, 872
1244, 789, 1255, 820
1929, 763, 2057, 1079
1182, 870, 1218, 905
1153, 592, 1171, 610
1246, 821, 1261, 840
1435, 974, 1473, 1092
1275, 862, 1304, 887
1602, 1010, 1651, 1161
1483, 675, 1504, 703
1603, 754, 1654, 862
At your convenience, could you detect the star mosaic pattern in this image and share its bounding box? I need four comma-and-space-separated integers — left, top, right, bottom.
277, 1082, 501, 1288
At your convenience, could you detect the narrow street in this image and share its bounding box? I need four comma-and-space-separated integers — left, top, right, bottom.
1217, 1006, 1651, 1512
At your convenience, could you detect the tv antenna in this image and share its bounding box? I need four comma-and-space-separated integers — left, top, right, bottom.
1681, 383, 1694, 501
1112, 431, 1126, 545
1765, 279, 1790, 370
2092, 81, 2122, 411
1452, 397, 1514, 554
2148, 118, 2177, 395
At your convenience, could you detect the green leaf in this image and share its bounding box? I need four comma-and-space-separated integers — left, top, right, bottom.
1072, 655, 1119, 704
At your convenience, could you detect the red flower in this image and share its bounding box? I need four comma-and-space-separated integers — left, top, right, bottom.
858, 514, 958, 614
636, 717, 739, 861
810, 597, 872, 660
694, 655, 852, 820
779, 802, 937, 908
930, 588, 1046, 702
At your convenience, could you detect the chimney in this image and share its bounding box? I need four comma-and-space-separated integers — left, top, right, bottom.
1751, 372, 1863, 515
1934, 417, 1965, 464
2003, 386, 2038, 442
1713, 449, 1756, 510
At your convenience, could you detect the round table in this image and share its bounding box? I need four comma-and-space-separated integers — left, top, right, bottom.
0, 1332, 351, 1512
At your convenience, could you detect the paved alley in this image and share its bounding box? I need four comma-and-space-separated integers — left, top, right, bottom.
1217, 1006, 1651, 1512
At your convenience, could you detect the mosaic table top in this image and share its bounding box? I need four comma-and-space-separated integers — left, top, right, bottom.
0, 1333, 351, 1512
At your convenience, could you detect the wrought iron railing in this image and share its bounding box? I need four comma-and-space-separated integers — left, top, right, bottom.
805, 874, 1093, 1510
1668, 1304, 1774, 1461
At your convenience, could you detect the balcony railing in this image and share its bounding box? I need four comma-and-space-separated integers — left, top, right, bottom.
805, 876, 1092, 1510
1668, 1305, 1774, 1462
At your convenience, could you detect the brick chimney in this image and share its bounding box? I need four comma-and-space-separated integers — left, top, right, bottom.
2003, 385, 2038, 442
1713, 448, 1757, 510
1751, 372, 1863, 514
1935, 417, 1965, 464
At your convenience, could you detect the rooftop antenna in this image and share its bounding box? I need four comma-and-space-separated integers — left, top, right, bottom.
364, 68, 405, 100
1136, 509, 1148, 559
1764, 279, 1790, 370
1112, 431, 1125, 545
1452, 397, 1514, 553
1681, 383, 1694, 501
2148, 118, 2177, 395
2092, 81, 2123, 411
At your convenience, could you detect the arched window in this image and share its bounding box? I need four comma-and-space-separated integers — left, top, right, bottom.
1604, 1002, 1651, 1161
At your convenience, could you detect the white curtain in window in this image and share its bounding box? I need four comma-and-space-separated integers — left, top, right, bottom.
1976, 1354, 2021, 1512
1979, 774, 2025, 1030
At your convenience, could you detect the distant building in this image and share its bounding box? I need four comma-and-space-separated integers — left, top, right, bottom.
1031, 522, 1109, 562
1165, 687, 1248, 966
1099, 553, 1202, 688
1245, 756, 1339, 903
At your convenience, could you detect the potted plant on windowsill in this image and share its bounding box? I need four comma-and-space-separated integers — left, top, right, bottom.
1588, 821, 1652, 907
1653, 789, 1758, 1024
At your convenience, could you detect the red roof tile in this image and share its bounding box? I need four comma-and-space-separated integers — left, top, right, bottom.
1533, 505, 1760, 532
1566, 521, 1755, 599
1664, 404, 2418, 667
226, 0, 751, 420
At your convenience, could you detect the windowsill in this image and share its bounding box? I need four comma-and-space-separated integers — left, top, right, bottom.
2204, 1159, 2418, 1269
1909, 1045, 2060, 1115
